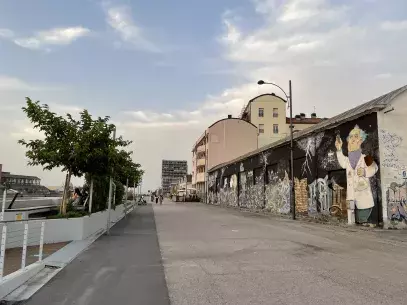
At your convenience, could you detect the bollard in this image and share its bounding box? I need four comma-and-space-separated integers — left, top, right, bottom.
21, 223, 28, 269
0, 225, 7, 279
1, 190, 6, 221
39, 222, 45, 261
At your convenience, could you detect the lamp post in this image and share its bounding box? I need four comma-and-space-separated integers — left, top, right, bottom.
257, 80, 296, 220
107, 126, 116, 235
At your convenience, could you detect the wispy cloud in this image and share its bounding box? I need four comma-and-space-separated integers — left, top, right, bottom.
0, 75, 63, 91
104, 4, 160, 53
0, 26, 90, 51
0, 28, 15, 38
375, 73, 392, 79
381, 20, 407, 31
14, 27, 90, 51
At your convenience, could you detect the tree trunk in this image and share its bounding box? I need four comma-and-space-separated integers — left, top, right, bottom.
62, 170, 72, 214
88, 177, 94, 214
60, 173, 69, 214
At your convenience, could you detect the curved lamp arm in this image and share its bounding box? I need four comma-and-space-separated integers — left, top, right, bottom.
257, 80, 290, 103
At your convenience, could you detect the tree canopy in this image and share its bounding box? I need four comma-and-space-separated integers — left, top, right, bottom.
19, 97, 143, 213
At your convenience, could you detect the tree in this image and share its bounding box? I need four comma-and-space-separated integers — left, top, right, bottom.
19, 98, 83, 213
18, 98, 136, 214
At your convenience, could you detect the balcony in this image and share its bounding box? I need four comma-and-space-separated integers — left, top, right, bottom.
197, 158, 206, 167
197, 145, 205, 153
196, 173, 205, 183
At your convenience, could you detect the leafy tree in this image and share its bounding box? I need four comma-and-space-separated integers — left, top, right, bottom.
18, 98, 137, 214
19, 98, 83, 213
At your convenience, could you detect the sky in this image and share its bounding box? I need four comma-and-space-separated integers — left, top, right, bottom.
0, 0, 407, 191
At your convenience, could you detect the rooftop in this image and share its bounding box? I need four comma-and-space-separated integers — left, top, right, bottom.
288, 117, 326, 124
1, 172, 40, 180
240, 93, 287, 118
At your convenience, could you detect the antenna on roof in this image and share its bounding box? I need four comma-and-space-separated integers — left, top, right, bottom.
313, 106, 316, 113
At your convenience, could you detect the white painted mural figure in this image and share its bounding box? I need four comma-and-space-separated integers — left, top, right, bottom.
335, 125, 378, 224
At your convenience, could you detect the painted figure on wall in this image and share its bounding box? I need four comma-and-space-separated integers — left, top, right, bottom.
335, 125, 378, 224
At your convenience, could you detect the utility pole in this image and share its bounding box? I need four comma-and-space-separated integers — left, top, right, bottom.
257, 79, 295, 220
106, 127, 116, 235
289, 80, 296, 220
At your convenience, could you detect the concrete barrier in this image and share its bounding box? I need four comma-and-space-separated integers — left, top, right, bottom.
43, 202, 135, 244
0, 202, 136, 249
0, 262, 45, 300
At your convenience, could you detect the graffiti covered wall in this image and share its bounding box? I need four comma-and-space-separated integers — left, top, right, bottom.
208, 112, 382, 225
377, 89, 407, 228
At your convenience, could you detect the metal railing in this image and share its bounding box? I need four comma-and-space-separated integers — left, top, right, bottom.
0, 220, 45, 280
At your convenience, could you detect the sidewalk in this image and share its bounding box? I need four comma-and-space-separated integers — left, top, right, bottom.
24, 205, 171, 305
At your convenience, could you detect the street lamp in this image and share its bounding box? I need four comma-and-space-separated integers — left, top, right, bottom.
258, 79, 296, 220
107, 126, 116, 235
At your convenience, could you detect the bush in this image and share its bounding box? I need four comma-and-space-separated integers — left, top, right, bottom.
114, 180, 124, 207
47, 210, 88, 219
84, 174, 110, 213
84, 174, 126, 213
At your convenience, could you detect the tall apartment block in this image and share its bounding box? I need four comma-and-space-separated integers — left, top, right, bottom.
161, 160, 188, 195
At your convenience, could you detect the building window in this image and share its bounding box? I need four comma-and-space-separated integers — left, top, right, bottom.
258, 108, 264, 117
273, 108, 278, 117
259, 124, 264, 134
273, 124, 279, 134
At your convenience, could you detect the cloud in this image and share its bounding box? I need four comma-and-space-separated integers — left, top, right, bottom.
287, 40, 321, 52
381, 20, 407, 31
0, 26, 90, 51
104, 4, 160, 52
0, 75, 63, 91
278, 0, 347, 24
13, 27, 90, 51
0, 28, 14, 38
375, 73, 392, 79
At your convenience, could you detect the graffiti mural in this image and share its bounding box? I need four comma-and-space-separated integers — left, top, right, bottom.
206, 112, 381, 226
336, 125, 378, 223
297, 132, 324, 176
265, 171, 291, 214
387, 182, 407, 224
308, 176, 329, 215
239, 170, 264, 209
219, 188, 238, 207
379, 129, 404, 170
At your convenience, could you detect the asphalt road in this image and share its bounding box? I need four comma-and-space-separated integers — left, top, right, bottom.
154, 202, 407, 305
23, 200, 407, 304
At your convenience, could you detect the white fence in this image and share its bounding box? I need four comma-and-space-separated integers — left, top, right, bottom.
0, 220, 45, 280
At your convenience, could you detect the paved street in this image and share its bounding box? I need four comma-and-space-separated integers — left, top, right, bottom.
24, 200, 407, 304
154, 202, 407, 305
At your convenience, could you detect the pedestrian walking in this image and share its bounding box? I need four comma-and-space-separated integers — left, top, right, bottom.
159, 194, 163, 205
155, 195, 159, 204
